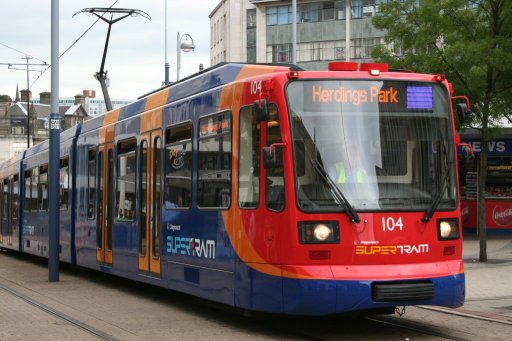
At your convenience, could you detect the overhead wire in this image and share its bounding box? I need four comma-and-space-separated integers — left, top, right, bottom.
0, 42, 47, 64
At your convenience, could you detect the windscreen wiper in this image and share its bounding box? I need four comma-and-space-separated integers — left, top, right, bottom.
310, 159, 361, 223
422, 162, 453, 222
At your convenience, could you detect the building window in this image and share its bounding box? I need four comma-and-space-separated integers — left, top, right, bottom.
247, 8, 256, 28
247, 9, 257, 63
267, 6, 278, 25
351, 0, 363, 18
268, 44, 292, 63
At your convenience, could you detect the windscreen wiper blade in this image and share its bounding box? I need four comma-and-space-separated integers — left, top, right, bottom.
422, 163, 452, 222
310, 159, 361, 223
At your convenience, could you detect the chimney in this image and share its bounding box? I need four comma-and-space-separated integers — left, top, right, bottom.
74, 94, 85, 105
20, 89, 32, 102
40, 91, 51, 105
91, 90, 96, 98
83, 89, 90, 97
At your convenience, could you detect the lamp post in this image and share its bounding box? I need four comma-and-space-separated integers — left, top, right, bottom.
164, 0, 169, 85
177, 32, 195, 81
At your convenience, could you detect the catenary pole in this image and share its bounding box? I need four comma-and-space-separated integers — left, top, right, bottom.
292, 0, 297, 64
49, 0, 60, 282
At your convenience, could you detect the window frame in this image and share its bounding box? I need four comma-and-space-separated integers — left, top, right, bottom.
164, 121, 194, 210
197, 111, 233, 210
116, 138, 137, 222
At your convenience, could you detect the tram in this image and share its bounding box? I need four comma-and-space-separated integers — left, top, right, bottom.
0, 62, 468, 315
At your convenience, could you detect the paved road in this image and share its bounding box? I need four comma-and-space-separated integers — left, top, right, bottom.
0, 235, 511, 340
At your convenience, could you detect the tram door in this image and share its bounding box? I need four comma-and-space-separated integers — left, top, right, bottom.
138, 131, 162, 276
1, 179, 8, 245
97, 143, 114, 265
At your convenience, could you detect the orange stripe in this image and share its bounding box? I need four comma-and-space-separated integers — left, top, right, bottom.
145, 88, 170, 112
141, 109, 163, 133
99, 108, 120, 144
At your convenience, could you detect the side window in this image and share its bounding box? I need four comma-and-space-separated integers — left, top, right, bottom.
31, 167, 38, 211
24, 169, 32, 213
153, 136, 162, 258
0, 179, 3, 223
87, 148, 96, 219
12, 174, 19, 220
198, 112, 232, 209
266, 104, 285, 211
239, 105, 260, 208
38, 165, 48, 212
116, 139, 137, 221
165, 124, 193, 209
3, 179, 9, 219
59, 157, 69, 210
97, 152, 104, 248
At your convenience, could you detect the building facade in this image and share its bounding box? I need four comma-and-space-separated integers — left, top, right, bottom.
31, 90, 133, 118
0, 91, 90, 162
210, 0, 388, 70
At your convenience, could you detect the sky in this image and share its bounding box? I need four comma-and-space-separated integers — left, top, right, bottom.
0, 0, 220, 100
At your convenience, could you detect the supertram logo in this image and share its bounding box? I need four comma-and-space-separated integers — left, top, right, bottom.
355, 244, 429, 255
167, 236, 216, 259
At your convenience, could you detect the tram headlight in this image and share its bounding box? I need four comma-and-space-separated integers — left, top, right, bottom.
437, 219, 460, 241
299, 221, 340, 244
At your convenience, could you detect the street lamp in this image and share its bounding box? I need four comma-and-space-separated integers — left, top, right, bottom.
177, 32, 195, 81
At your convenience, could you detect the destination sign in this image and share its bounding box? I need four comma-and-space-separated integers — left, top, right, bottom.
301, 81, 435, 112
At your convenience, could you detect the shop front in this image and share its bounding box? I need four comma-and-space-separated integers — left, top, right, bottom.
459, 128, 512, 234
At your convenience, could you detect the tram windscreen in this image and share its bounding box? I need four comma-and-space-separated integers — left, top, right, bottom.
286, 80, 457, 212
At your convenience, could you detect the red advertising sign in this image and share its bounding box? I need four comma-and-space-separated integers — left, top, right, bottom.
461, 199, 512, 230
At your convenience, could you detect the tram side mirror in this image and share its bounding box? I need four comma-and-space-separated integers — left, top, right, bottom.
254, 99, 270, 122
263, 146, 278, 168
456, 103, 471, 124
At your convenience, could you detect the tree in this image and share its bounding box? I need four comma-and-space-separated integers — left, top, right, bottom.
372, 0, 512, 261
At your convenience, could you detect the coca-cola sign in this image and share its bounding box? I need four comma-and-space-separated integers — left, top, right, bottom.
492, 205, 512, 227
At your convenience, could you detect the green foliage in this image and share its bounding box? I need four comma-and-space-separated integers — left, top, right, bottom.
372, 0, 512, 127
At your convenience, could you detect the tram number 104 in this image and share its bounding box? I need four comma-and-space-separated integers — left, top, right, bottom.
382, 217, 404, 232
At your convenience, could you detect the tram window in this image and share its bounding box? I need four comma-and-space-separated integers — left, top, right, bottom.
24, 169, 32, 213
12, 174, 19, 220
0, 180, 2, 224
97, 152, 104, 249
153, 136, 162, 258
239, 105, 260, 208
139, 140, 148, 255
165, 123, 192, 209
107, 149, 114, 251
31, 167, 39, 211
60, 157, 69, 210
198, 112, 232, 209
87, 148, 96, 219
266, 104, 285, 211
38, 165, 48, 212
3, 179, 9, 219
24, 169, 38, 212
116, 139, 137, 221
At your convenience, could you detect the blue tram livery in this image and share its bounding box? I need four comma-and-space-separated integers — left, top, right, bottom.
0, 62, 467, 315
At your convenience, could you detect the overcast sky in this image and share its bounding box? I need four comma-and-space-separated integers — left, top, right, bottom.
0, 0, 220, 100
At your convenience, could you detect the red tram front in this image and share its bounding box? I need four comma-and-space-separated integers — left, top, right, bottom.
226, 62, 465, 315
